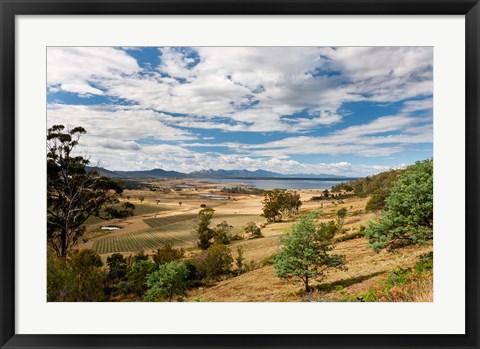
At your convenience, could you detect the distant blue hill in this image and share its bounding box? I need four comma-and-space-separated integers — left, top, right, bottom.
189, 168, 347, 179
86, 166, 348, 180
114, 168, 186, 179
86, 167, 187, 179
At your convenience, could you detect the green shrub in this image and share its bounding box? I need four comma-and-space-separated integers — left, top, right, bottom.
183, 259, 202, 286
261, 253, 277, 266
194, 244, 233, 280
47, 249, 107, 302
133, 251, 149, 262
365, 190, 389, 211
415, 252, 433, 273
235, 246, 245, 270
152, 242, 185, 265
359, 289, 378, 302
244, 221, 262, 238
336, 208, 347, 228
106, 253, 128, 293
385, 268, 411, 290
366, 159, 433, 252
334, 229, 366, 243
383, 253, 433, 292
244, 260, 258, 272
120, 259, 157, 296
213, 221, 233, 245
144, 261, 190, 302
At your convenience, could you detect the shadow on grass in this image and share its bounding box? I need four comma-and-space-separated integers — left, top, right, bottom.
315, 271, 385, 292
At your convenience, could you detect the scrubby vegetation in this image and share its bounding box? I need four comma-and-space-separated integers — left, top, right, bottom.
48, 249, 107, 302
193, 244, 233, 281
192, 208, 245, 248
365, 159, 433, 251
334, 225, 366, 243
152, 242, 185, 265
331, 168, 404, 212
220, 186, 264, 195
144, 261, 190, 302
244, 221, 263, 238
313, 252, 433, 302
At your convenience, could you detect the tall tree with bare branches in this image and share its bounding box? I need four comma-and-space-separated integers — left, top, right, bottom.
47, 125, 134, 258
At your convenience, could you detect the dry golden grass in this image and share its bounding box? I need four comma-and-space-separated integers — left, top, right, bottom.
186, 237, 432, 302
187, 265, 301, 302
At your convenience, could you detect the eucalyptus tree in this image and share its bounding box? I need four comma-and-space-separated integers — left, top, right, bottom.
47, 125, 134, 258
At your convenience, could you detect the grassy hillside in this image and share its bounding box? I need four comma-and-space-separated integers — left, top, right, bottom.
186, 238, 431, 302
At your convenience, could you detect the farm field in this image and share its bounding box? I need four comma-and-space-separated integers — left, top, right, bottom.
91, 213, 261, 254
80, 180, 270, 255
82, 184, 375, 257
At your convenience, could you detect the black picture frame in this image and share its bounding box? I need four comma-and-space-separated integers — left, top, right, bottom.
1, 1, 479, 348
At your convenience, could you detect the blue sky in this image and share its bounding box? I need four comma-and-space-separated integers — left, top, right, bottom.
47, 47, 433, 176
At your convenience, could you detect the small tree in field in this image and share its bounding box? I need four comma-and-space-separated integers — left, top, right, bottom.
152, 241, 185, 265
144, 261, 190, 302
261, 190, 302, 222
213, 221, 233, 245
235, 246, 245, 270
47, 125, 134, 258
194, 207, 215, 249
138, 195, 145, 204
336, 208, 347, 229
275, 212, 346, 292
244, 221, 262, 238
194, 244, 233, 280
261, 190, 284, 222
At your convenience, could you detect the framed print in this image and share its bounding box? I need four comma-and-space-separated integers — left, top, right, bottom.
1, 0, 479, 348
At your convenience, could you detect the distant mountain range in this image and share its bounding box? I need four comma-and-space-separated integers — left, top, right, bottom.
86, 166, 349, 180
189, 169, 348, 179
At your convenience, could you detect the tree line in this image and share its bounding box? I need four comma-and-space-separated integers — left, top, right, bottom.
329, 168, 405, 212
